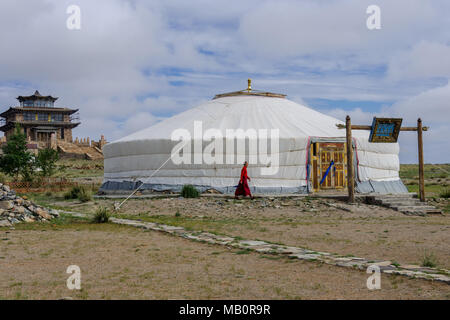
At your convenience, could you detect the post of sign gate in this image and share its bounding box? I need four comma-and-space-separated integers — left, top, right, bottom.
417, 118, 425, 202
345, 116, 355, 203
338, 117, 428, 204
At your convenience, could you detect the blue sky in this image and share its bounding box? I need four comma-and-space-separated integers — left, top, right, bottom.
0, 0, 449, 163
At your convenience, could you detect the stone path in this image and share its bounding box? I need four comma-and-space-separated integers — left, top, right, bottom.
62, 211, 449, 284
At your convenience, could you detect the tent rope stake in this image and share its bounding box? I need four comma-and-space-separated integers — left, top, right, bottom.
114, 140, 189, 211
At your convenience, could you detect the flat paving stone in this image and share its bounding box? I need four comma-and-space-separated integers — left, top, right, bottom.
289, 253, 322, 260
214, 237, 234, 242
379, 265, 397, 271
370, 261, 392, 267
399, 264, 423, 270
161, 226, 184, 231
333, 257, 355, 262
254, 247, 277, 253
239, 240, 268, 246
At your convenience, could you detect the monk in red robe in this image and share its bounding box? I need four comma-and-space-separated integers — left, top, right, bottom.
235, 161, 254, 199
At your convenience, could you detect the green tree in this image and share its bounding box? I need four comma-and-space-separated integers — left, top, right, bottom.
0, 124, 35, 180
36, 148, 59, 177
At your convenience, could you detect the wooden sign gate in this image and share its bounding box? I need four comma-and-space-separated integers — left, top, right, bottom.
337, 116, 429, 203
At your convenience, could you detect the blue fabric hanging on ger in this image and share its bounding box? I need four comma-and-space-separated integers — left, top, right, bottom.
320, 160, 335, 185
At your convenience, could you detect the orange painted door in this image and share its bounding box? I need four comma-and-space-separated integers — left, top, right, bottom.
318, 143, 346, 190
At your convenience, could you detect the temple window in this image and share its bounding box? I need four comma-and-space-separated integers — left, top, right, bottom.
51, 114, 63, 122
23, 112, 35, 121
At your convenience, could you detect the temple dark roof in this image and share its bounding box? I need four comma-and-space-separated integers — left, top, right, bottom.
17, 90, 58, 102
0, 107, 78, 118
0, 120, 80, 132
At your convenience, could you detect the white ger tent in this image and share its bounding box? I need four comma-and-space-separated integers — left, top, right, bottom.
101, 84, 407, 194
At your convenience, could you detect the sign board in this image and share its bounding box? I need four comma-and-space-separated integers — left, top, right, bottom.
369, 117, 402, 143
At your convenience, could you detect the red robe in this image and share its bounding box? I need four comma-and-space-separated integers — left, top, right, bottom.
235, 166, 252, 197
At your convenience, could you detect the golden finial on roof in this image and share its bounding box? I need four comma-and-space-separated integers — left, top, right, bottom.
212, 78, 286, 99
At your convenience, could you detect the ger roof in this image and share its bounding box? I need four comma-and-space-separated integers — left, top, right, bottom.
114, 95, 364, 143
113, 80, 369, 143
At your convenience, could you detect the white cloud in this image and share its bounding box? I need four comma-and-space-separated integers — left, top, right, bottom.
388, 42, 450, 81
319, 107, 375, 125
388, 82, 450, 163
387, 82, 450, 125
120, 112, 159, 136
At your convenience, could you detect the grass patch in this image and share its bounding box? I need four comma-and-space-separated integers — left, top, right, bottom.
16, 191, 66, 208
8, 214, 89, 231
400, 164, 450, 180
115, 213, 250, 236
54, 159, 104, 178
0, 159, 104, 184
401, 164, 449, 196
11, 217, 136, 233
406, 184, 447, 195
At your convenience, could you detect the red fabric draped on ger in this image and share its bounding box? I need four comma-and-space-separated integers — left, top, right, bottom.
235, 166, 252, 197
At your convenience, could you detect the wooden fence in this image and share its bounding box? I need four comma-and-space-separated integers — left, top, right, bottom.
8, 178, 99, 193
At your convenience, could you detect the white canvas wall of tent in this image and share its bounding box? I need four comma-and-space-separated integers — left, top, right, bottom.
100, 81, 408, 195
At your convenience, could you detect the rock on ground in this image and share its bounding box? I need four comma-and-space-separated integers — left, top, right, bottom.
0, 183, 58, 225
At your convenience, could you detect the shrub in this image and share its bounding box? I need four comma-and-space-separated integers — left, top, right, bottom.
181, 184, 200, 198
64, 185, 91, 202
64, 186, 82, 199
35, 148, 59, 177
78, 187, 92, 203
0, 124, 35, 180
422, 251, 438, 268
92, 206, 110, 223
439, 188, 450, 199
64, 192, 73, 200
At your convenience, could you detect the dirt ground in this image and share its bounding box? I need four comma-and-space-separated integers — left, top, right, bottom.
1, 221, 448, 300
59, 196, 450, 270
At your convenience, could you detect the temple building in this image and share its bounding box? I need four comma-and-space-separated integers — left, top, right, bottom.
0, 90, 80, 145
0, 90, 106, 159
